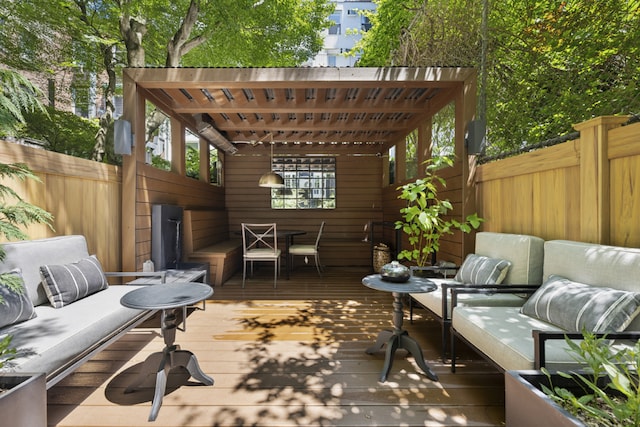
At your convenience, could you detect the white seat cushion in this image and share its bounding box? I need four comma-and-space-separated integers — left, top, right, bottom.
452, 306, 635, 371
412, 278, 525, 319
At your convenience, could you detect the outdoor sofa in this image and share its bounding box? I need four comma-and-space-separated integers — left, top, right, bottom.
0, 235, 156, 389
450, 239, 640, 372
409, 231, 545, 359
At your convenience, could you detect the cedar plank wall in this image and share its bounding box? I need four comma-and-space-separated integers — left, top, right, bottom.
0, 141, 122, 271
609, 122, 640, 248
2, 117, 639, 275
475, 141, 582, 241
475, 118, 640, 248
133, 162, 226, 270
225, 147, 381, 267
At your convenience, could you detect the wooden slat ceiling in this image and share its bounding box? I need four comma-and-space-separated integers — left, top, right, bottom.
124, 67, 476, 153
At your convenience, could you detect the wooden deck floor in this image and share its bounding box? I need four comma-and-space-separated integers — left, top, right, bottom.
47, 266, 505, 427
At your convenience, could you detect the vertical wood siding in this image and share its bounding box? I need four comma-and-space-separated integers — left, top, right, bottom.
225, 147, 382, 267
2, 116, 638, 277
0, 141, 122, 270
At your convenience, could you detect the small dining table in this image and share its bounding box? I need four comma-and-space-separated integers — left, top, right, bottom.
238, 228, 306, 279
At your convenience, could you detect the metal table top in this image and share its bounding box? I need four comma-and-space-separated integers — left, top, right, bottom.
120, 282, 213, 310
362, 274, 437, 294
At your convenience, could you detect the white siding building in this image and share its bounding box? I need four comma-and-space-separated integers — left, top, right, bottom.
305, 0, 376, 67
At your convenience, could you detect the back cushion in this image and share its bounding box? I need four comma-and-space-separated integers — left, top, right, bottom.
0, 236, 91, 306
475, 232, 544, 285
543, 240, 640, 292
543, 240, 640, 331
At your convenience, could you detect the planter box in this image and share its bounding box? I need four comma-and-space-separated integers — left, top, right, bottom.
0, 372, 46, 427
505, 370, 594, 427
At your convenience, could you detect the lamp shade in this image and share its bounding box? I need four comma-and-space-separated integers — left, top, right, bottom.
258, 171, 285, 188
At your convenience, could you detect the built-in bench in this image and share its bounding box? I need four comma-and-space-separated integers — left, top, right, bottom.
183, 209, 241, 286
315, 239, 370, 268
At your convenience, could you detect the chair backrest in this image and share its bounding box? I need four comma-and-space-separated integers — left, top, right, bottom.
314, 221, 326, 248
241, 223, 278, 253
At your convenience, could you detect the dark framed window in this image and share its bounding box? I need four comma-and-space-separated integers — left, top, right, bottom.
270, 156, 336, 209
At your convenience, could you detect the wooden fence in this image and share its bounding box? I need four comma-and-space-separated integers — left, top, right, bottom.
0, 141, 122, 270
1, 115, 638, 275
476, 116, 639, 248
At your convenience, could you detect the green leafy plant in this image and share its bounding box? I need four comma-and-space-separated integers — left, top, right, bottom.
0, 162, 54, 299
0, 335, 16, 369
395, 156, 483, 267
541, 331, 640, 427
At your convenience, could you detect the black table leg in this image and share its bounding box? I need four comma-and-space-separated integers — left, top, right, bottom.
366, 292, 439, 382
285, 235, 295, 279
125, 308, 214, 421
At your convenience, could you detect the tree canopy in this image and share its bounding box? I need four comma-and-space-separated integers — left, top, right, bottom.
0, 0, 334, 160
357, 0, 640, 154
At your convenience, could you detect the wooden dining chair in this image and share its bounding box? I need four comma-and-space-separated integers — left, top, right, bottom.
241, 223, 281, 288
289, 221, 325, 276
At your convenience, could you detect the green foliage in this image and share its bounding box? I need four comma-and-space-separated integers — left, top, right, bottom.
542, 331, 640, 427
1, 0, 334, 70
16, 107, 100, 159
395, 156, 482, 267
356, 0, 414, 66
0, 163, 54, 263
0, 162, 53, 305
488, 0, 640, 152
358, 0, 640, 156
150, 154, 170, 171
0, 335, 16, 369
186, 145, 200, 180
0, 70, 47, 136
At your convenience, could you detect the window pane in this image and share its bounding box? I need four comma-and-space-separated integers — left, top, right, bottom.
146, 109, 171, 171
432, 102, 455, 157
388, 145, 396, 185
271, 156, 336, 209
406, 129, 418, 180
185, 129, 200, 180
209, 144, 220, 185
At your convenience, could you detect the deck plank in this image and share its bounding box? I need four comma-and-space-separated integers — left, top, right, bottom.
47, 267, 504, 426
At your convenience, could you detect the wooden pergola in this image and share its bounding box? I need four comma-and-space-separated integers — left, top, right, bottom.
121, 67, 478, 271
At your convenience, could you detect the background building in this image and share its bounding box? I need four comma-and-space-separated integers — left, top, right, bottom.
305, 0, 376, 67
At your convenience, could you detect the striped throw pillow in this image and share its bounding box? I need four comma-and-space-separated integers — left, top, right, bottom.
454, 254, 511, 285
40, 255, 109, 308
0, 269, 37, 328
520, 275, 640, 332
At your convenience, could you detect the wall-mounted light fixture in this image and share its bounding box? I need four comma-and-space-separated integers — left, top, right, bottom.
258, 133, 285, 188
465, 119, 486, 155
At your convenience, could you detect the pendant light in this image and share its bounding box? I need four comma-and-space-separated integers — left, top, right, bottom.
258, 133, 285, 188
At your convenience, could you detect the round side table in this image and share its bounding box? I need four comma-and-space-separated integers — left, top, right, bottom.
120, 282, 214, 421
362, 274, 439, 382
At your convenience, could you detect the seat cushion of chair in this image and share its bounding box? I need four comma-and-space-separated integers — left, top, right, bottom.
244, 249, 281, 259
289, 245, 316, 255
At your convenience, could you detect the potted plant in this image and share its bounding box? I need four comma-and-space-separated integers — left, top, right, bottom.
505, 331, 638, 427
395, 156, 482, 268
